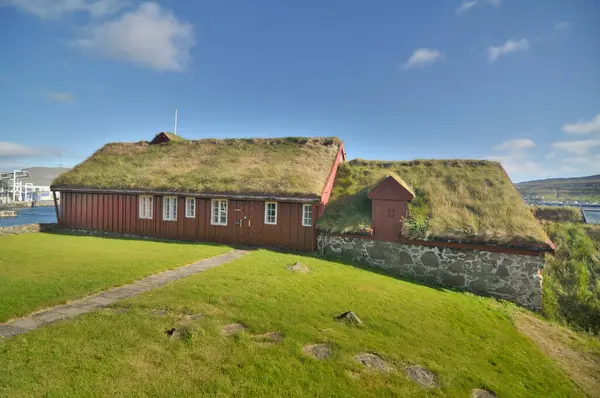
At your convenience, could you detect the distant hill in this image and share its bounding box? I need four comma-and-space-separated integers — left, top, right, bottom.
516, 174, 600, 202
23, 167, 71, 187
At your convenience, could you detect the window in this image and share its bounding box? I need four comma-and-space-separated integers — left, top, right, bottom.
139, 195, 153, 219
264, 202, 277, 225
163, 196, 177, 221
302, 204, 312, 227
211, 199, 228, 225
185, 197, 195, 218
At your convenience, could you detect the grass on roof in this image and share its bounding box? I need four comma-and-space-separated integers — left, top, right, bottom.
52, 137, 341, 198
161, 132, 186, 142
318, 159, 549, 245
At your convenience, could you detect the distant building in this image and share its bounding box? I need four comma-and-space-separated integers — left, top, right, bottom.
23, 167, 70, 201
0, 167, 70, 203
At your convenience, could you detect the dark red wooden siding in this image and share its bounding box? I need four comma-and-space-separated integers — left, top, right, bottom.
368, 176, 414, 242
58, 192, 317, 251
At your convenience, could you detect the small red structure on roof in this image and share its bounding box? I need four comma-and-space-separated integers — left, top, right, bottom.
367, 174, 414, 242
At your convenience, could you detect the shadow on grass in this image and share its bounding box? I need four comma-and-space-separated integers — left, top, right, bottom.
42, 228, 233, 249
44, 227, 502, 304
265, 245, 452, 294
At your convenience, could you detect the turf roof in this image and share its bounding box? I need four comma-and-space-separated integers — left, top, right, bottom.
52, 136, 342, 198
317, 159, 550, 247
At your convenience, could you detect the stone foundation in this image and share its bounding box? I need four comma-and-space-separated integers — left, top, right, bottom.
0, 223, 59, 236
318, 234, 543, 310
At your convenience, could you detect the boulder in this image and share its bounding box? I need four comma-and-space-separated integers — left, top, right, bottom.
302, 343, 332, 359
288, 262, 311, 273
335, 311, 363, 325
405, 366, 440, 389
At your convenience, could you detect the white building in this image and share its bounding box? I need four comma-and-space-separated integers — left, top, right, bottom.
0, 167, 70, 204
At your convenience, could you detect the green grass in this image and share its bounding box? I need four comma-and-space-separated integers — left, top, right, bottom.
0, 250, 583, 397
52, 137, 341, 198
318, 159, 549, 246
0, 233, 230, 322
532, 205, 584, 223
542, 222, 600, 334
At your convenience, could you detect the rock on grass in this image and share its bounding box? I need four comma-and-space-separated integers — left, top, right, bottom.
288, 262, 310, 273
355, 353, 394, 372
405, 366, 439, 389
302, 344, 332, 359
335, 311, 363, 325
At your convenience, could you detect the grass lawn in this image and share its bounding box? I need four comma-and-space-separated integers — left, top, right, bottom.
0, 250, 592, 397
0, 233, 230, 322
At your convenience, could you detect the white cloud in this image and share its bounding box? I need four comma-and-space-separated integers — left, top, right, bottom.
9, 0, 129, 19
0, 142, 39, 157
561, 114, 600, 135
493, 138, 535, 152
487, 155, 541, 174
456, 1, 477, 15
487, 38, 530, 63
488, 137, 541, 178
73, 2, 194, 72
554, 21, 570, 31
553, 139, 600, 155
45, 91, 75, 102
401, 48, 442, 70
455, 0, 500, 15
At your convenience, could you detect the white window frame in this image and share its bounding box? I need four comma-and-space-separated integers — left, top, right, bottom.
211, 199, 228, 226
185, 197, 196, 218
302, 204, 312, 227
264, 201, 277, 225
139, 195, 153, 219
163, 196, 178, 221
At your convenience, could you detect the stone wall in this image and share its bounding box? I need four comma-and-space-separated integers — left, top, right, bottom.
317, 234, 544, 310
0, 223, 59, 236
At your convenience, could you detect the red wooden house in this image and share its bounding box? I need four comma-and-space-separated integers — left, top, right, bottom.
51, 134, 345, 251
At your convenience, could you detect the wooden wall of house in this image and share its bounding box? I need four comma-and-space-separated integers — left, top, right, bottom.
59, 192, 317, 251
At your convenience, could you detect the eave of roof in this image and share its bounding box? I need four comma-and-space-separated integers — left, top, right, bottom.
50, 186, 321, 203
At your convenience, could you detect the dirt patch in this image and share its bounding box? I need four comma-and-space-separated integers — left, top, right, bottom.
221, 323, 247, 336
514, 311, 600, 397
253, 331, 283, 344
149, 309, 168, 317
303, 343, 332, 359
471, 388, 496, 397
405, 366, 439, 389
355, 353, 394, 372
288, 262, 310, 273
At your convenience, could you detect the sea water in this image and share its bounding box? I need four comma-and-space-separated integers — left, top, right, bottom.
0, 206, 57, 227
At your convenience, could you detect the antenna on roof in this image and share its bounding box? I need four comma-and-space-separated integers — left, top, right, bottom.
174, 108, 178, 135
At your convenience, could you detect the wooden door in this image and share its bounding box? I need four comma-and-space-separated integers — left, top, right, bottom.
231, 200, 249, 244
246, 201, 264, 246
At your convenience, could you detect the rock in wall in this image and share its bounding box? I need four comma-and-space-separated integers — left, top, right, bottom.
317, 234, 543, 310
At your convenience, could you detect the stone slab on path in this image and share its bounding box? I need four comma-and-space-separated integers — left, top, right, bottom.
0, 249, 249, 340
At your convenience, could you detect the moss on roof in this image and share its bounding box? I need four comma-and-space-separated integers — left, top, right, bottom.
318, 159, 550, 246
161, 132, 186, 142
370, 173, 415, 197
53, 137, 342, 198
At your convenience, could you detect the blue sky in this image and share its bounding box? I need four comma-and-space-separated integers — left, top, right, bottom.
0, 0, 598, 182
